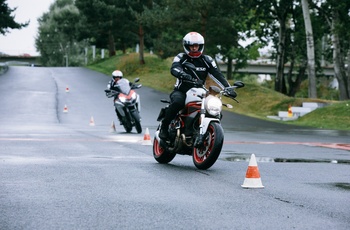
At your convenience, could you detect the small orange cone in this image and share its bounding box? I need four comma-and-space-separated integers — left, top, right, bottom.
241, 154, 264, 189
63, 105, 68, 113
142, 128, 152, 145
109, 120, 116, 133
89, 116, 95, 126
288, 105, 293, 117
65, 86, 69, 93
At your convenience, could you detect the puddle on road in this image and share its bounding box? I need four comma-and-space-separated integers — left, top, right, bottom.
333, 183, 350, 190
222, 155, 350, 165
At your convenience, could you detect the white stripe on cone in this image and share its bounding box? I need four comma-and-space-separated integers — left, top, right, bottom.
89, 116, 95, 126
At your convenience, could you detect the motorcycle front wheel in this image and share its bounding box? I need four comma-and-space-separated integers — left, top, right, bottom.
153, 133, 176, 164
121, 116, 132, 133
131, 110, 142, 134
193, 122, 224, 170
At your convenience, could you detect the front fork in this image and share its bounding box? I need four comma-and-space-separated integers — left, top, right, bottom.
194, 98, 220, 148
115, 101, 140, 122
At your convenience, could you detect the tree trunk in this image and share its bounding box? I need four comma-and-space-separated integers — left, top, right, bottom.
226, 57, 233, 80
275, 21, 287, 94
301, 0, 317, 98
331, 11, 349, 100
138, 24, 145, 65
108, 31, 116, 57
288, 61, 307, 97
347, 50, 350, 97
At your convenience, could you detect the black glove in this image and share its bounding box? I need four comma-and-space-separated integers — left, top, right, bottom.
225, 87, 237, 98
180, 73, 194, 81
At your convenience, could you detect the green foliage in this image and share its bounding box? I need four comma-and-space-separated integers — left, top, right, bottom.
36, 0, 85, 66
0, 0, 29, 35
33, 0, 349, 99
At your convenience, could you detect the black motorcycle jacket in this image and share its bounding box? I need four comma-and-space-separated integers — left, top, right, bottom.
170, 53, 230, 93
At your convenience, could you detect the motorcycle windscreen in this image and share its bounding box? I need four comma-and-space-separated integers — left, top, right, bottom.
117, 79, 131, 95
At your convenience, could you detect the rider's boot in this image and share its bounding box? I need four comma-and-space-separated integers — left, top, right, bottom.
159, 101, 182, 140
159, 122, 169, 140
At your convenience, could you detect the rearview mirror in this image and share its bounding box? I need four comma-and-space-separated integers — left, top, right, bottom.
233, 81, 244, 88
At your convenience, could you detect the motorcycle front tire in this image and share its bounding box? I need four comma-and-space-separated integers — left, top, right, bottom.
122, 117, 133, 133
131, 110, 142, 134
193, 122, 224, 170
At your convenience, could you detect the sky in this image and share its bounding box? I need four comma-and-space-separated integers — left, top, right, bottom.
0, 0, 55, 56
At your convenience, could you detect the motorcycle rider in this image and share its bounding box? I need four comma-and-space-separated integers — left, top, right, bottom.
106, 70, 131, 124
159, 31, 236, 140
107, 70, 125, 91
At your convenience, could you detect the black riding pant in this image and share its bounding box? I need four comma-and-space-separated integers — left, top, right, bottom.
161, 90, 186, 128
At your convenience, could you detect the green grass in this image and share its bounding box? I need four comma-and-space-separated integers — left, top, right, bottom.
88, 53, 350, 131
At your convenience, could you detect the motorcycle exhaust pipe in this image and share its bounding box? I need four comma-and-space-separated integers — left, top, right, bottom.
181, 134, 192, 147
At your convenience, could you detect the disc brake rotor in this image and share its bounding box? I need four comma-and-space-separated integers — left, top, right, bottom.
196, 135, 211, 157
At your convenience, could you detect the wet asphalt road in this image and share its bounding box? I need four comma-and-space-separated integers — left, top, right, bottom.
0, 66, 349, 230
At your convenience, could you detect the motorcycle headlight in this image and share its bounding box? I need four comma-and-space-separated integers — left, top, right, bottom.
130, 91, 137, 100
119, 96, 126, 103
205, 95, 222, 116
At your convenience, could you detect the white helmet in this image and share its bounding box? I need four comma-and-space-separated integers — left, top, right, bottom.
183, 32, 204, 58
112, 70, 123, 79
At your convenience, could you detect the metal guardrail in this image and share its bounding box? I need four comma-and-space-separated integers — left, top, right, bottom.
218, 62, 335, 76
0, 56, 39, 66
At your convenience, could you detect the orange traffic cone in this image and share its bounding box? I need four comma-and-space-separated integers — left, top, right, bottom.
109, 120, 116, 133
241, 154, 264, 189
63, 105, 68, 113
288, 105, 293, 117
89, 116, 95, 126
65, 86, 69, 93
142, 128, 152, 145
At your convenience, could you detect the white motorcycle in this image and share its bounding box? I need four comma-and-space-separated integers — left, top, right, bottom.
153, 63, 244, 169
105, 78, 142, 133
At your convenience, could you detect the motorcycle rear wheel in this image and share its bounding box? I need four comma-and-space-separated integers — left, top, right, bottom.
193, 122, 224, 170
153, 136, 176, 164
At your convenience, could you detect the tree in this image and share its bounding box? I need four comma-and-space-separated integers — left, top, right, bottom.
312, 0, 350, 100
75, 0, 139, 57
142, 0, 253, 79
126, 0, 156, 64
248, 0, 294, 94
248, 0, 322, 97
75, 0, 118, 57
0, 0, 29, 35
301, 0, 317, 98
36, 0, 84, 66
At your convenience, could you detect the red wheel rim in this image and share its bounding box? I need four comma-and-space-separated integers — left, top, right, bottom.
193, 125, 215, 163
153, 138, 164, 157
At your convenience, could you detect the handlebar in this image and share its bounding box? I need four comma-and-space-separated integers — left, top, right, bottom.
182, 79, 204, 88
104, 81, 141, 98
105, 89, 119, 98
